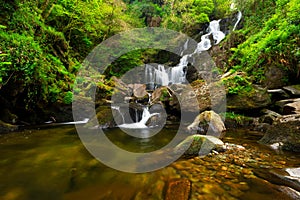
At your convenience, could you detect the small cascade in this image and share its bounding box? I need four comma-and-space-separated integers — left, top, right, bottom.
196, 19, 225, 52
119, 107, 159, 129
233, 11, 242, 31
112, 106, 125, 124
180, 39, 189, 56
119, 10, 243, 130
145, 16, 233, 87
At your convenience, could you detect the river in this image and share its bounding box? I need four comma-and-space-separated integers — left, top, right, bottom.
0, 125, 299, 200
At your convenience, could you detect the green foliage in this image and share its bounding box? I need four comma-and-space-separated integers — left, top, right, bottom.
161, 0, 215, 31
229, 0, 300, 85
222, 74, 253, 95
63, 91, 73, 104
0, 0, 144, 114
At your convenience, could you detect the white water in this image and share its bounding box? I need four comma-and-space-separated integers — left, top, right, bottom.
112, 106, 125, 124
145, 17, 229, 86
233, 11, 242, 31
54, 118, 89, 125
119, 107, 159, 129
196, 19, 225, 52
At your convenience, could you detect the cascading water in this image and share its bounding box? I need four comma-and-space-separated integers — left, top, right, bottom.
112, 105, 125, 124
144, 13, 241, 88
118, 12, 242, 129
119, 107, 159, 129
233, 11, 242, 31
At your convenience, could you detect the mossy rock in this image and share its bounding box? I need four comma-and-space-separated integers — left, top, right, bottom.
85, 106, 116, 129
174, 135, 224, 157
227, 85, 271, 111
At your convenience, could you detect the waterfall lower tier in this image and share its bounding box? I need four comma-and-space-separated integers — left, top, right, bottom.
119, 107, 159, 129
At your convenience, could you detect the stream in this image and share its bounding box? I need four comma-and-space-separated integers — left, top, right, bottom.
0, 125, 299, 200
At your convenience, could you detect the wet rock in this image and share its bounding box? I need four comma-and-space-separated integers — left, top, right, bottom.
259, 114, 300, 152
253, 168, 300, 192
0, 120, 18, 133
283, 100, 300, 114
227, 85, 271, 111
128, 84, 148, 99
267, 89, 290, 101
175, 134, 224, 157
259, 109, 282, 124
84, 106, 116, 129
283, 85, 300, 96
275, 98, 300, 115
165, 178, 191, 200
151, 86, 172, 103
168, 82, 226, 113
187, 110, 226, 137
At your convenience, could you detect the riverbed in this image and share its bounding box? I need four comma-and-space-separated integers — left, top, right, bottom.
0, 125, 299, 200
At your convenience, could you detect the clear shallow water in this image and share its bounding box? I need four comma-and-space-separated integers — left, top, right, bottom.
0, 125, 299, 200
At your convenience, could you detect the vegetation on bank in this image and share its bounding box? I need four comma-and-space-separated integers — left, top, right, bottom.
226, 0, 299, 90
0, 0, 299, 124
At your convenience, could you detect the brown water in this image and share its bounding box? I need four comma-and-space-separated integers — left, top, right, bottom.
0, 125, 299, 200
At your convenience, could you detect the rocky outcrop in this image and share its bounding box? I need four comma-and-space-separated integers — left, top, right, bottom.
275, 98, 300, 115
84, 106, 116, 129
259, 114, 300, 152
283, 85, 300, 96
174, 134, 224, 157
227, 85, 271, 111
187, 110, 226, 137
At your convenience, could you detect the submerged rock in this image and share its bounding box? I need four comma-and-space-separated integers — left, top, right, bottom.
165, 178, 191, 200
259, 114, 300, 152
187, 110, 226, 137
174, 134, 224, 157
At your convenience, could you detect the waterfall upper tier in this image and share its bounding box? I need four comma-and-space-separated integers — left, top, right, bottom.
145, 13, 241, 88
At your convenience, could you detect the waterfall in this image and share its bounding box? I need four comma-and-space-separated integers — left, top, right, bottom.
233, 11, 242, 31
196, 19, 225, 52
119, 107, 159, 129
180, 39, 189, 56
112, 106, 125, 124
145, 17, 230, 87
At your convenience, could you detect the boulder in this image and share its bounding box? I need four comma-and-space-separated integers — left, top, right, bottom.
275, 98, 300, 114
283, 101, 300, 114
174, 134, 224, 157
259, 114, 300, 152
128, 84, 148, 99
259, 109, 282, 124
227, 85, 271, 111
254, 168, 300, 193
84, 106, 116, 129
168, 81, 226, 113
283, 85, 300, 96
187, 110, 226, 137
